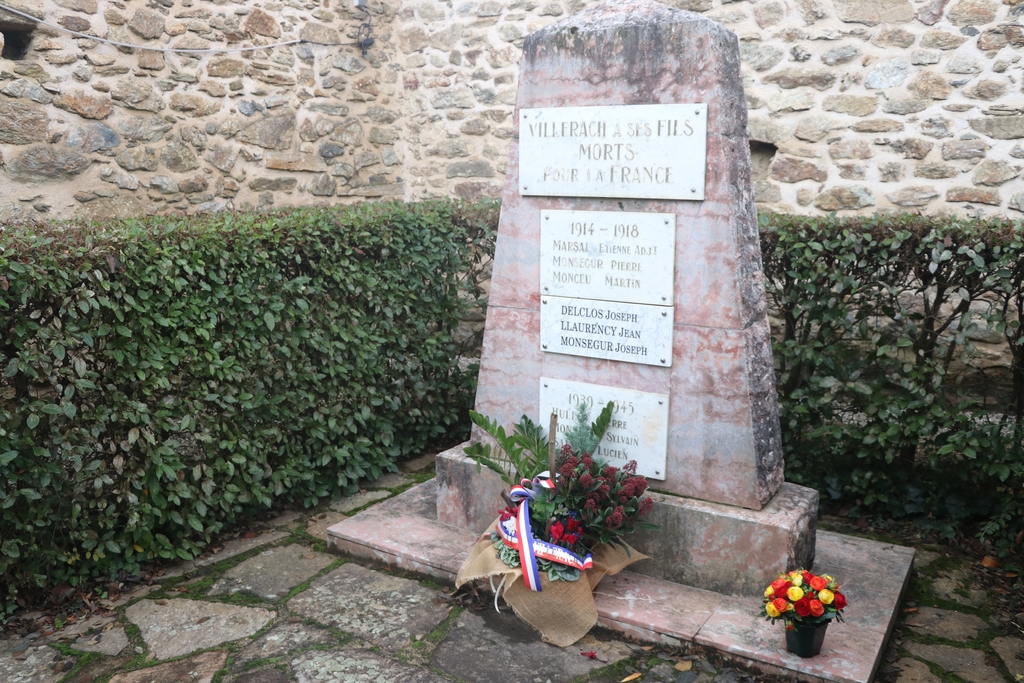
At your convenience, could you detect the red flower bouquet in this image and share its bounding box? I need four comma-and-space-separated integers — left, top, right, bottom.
457, 401, 658, 646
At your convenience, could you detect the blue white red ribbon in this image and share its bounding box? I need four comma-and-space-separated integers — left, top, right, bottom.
500, 472, 593, 592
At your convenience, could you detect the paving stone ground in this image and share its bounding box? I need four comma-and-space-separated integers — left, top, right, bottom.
231, 621, 337, 671
3, 464, 1023, 683
208, 544, 334, 600
904, 606, 987, 642
286, 563, 450, 651
125, 598, 274, 660
432, 610, 630, 683
70, 625, 129, 656
304, 511, 347, 539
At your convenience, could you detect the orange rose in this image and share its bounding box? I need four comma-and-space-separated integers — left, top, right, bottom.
810, 599, 824, 617
772, 598, 789, 614
810, 576, 828, 591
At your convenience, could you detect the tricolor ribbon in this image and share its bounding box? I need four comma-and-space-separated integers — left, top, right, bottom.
500, 472, 593, 592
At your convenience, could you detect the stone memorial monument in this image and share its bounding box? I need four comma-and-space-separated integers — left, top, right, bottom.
330, 3, 913, 679
435, 0, 818, 595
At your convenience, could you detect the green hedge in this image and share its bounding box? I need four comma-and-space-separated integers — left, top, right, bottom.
761, 214, 1024, 549
0, 200, 496, 615
4, 203, 1024, 616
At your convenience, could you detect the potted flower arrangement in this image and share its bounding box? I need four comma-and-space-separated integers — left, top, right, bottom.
761, 569, 848, 657
457, 401, 658, 646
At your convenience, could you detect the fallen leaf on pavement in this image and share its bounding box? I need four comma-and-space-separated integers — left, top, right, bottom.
982, 556, 1001, 569
675, 661, 692, 671
621, 674, 642, 682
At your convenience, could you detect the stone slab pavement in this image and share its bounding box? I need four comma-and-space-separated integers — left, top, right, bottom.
2, 456, 1022, 683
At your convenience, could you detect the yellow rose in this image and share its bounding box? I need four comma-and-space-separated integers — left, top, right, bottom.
765, 586, 774, 598
765, 602, 781, 618
787, 586, 805, 601
791, 574, 803, 587
819, 589, 834, 605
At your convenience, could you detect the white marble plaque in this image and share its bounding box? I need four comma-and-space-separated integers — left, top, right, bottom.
540, 296, 674, 367
540, 377, 668, 480
519, 103, 707, 200
540, 210, 675, 306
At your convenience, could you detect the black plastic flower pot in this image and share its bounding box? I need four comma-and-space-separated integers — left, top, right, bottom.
785, 620, 829, 658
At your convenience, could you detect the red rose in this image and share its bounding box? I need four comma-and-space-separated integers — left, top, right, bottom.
771, 598, 789, 614
771, 579, 791, 595
833, 592, 847, 610
794, 597, 812, 617
810, 576, 828, 592
801, 571, 814, 584
809, 599, 824, 617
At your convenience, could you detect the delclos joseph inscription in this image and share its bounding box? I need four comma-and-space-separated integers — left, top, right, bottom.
540, 377, 669, 480
540, 210, 675, 306
540, 296, 674, 367
519, 103, 707, 200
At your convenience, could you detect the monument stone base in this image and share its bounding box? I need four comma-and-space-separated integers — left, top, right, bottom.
326, 457, 914, 683
436, 443, 818, 596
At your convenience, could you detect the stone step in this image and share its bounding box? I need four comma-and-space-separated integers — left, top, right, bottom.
327, 479, 913, 683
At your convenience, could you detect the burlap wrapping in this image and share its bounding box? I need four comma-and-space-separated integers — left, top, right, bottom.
455, 519, 647, 647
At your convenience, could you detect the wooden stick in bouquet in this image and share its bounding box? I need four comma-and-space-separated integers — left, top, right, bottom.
548, 412, 557, 476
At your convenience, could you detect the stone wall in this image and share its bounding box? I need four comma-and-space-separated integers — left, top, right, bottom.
1, 0, 1022, 221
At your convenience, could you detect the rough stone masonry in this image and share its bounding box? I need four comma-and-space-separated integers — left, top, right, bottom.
0, 0, 1022, 221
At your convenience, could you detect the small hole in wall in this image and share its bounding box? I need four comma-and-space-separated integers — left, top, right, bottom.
749, 141, 778, 182
1, 28, 35, 61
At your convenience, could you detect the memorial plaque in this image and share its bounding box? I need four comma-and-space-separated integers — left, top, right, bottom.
540, 296, 674, 366
519, 103, 708, 200
540, 210, 676, 306
540, 377, 668, 480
